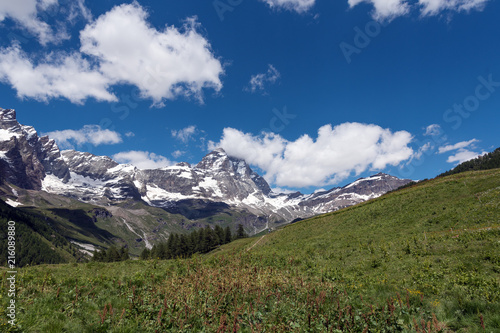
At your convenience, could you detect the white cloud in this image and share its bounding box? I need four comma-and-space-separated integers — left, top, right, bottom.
171, 125, 197, 143
0, 44, 116, 103
446, 149, 485, 164
209, 123, 413, 188
72, 0, 92, 22
260, 0, 315, 13
43, 125, 122, 149
412, 142, 432, 160
424, 124, 441, 136
437, 138, 485, 164
80, 3, 223, 105
348, 0, 488, 21
0, 0, 59, 45
0, 0, 92, 45
246, 64, 280, 93
438, 138, 478, 154
0, 3, 223, 105
112, 150, 173, 170
348, 0, 410, 21
172, 150, 185, 158
124, 131, 135, 138
419, 0, 488, 16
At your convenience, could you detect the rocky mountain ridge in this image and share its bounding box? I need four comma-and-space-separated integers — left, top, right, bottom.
0, 107, 412, 226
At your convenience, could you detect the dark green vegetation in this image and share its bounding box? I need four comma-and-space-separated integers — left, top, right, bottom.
141, 224, 246, 260
92, 245, 130, 263
1, 168, 499, 331
0, 200, 85, 267
438, 147, 500, 177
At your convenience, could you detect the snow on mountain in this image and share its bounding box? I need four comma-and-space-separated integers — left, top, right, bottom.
0, 107, 412, 223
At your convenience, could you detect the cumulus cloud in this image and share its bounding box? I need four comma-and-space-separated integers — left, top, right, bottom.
424, 124, 441, 136
0, 44, 116, 103
43, 125, 122, 149
80, 4, 223, 105
0, 3, 223, 105
209, 123, 413, 188
112, 150, 173, 170
260, 0, 315, 13
246, 64, 280, 94
171, 125, 197, 143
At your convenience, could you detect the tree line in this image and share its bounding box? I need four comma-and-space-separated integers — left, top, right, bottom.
438, 147, 500, 177
92, 245, 130, 262
141, 224, 247, 260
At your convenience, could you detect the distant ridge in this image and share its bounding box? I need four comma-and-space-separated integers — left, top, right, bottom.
438, 147, 500, 177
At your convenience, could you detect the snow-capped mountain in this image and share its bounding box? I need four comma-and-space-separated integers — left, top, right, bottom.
0, 108, 70, 190
0, 108, 412, 224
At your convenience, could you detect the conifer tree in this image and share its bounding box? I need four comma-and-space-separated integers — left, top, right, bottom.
119, 246, 129, 261
224, 226, 232, 244
236, 224, 248, 239
140, 247, 151, 260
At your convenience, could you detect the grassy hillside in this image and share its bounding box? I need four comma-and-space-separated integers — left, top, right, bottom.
231, 168, 500, 330
1, 169, 499, 332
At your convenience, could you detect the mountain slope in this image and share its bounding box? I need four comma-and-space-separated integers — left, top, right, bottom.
3, 168, 499, 332
221, 168, 500, 330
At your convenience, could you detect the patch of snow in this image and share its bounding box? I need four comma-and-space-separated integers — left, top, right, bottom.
70, 241, 96, 256
178, 171, 193, 179
144, 184, 196, 202
0, 129, 20, 141
198, 177, 223, 198
5, 198, 21, 207
108, 164, 136, 174
344, 175, 383, 189
68, 172, 107, 187
9, 186, 18, 197
0, 151, 10, 162
22, 125, 37, 140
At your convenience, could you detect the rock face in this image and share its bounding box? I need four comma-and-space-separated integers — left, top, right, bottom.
0, 107, 412, 223
0, 108, 70, 190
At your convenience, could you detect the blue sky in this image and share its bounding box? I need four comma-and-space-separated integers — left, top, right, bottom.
0, 0, 498, 193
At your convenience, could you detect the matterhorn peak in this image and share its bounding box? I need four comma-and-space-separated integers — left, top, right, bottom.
212, 147, 226, 154
196, 148, 231, 170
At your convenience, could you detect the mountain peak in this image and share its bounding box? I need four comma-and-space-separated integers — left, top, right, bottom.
0, 108, 21, 133
196, 148, 230, 170
0, 108, 16, 121
213, 147, 226, 154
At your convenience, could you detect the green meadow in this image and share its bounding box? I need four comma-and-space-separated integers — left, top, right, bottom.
1, 169, 499, 332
